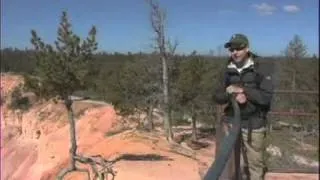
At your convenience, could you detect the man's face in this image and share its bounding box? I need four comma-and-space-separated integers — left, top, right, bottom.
229, 46, 249, 63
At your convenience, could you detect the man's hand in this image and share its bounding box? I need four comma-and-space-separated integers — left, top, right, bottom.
235, 93, 247, 104
226, 85, 244, 94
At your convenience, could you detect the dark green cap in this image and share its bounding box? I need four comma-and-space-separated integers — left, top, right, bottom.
224, 34, 249, 49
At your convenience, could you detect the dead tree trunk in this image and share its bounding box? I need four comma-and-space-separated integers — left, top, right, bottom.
147, 0, 177, 141
191, 116, 197, 141
161, 56, 173, 140
290, 60, 296, 135
191, 104, 197, 141
147, 103, 154, 131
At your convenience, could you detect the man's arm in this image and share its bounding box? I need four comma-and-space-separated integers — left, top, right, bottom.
243, 74, 273, 106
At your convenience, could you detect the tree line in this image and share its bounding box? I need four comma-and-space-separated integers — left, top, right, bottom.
1, 35, 318, 133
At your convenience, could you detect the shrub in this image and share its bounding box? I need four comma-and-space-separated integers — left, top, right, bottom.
8, 86, 31, 111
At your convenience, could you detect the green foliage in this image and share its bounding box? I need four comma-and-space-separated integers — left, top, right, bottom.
106, 57, 161, 116
0, 48, 36, 73
274, 50, 318, 114
284, 34, 308, 59
2, 48, 318, 122
8, 85, 31, 111
172, 53, 225, 125
29, 11, 98, 100
22, 74, 49, 100
175, 54, 206, 106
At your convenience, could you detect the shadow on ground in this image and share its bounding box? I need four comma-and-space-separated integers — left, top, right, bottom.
113, 153, 174, 162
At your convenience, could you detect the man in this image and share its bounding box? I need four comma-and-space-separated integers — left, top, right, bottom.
214, 34, 273, 180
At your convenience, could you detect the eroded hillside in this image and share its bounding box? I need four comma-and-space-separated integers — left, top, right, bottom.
1, 73, 318, 180
0, 73, 215, 180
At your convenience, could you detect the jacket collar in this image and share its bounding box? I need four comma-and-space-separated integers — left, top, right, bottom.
226, 52, 258, 73
227, 57, 255, 73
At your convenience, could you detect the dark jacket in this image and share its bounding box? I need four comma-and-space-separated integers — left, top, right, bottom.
213, 54, 274, 129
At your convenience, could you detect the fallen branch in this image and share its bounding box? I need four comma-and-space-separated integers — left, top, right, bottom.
169, 142, 196, 159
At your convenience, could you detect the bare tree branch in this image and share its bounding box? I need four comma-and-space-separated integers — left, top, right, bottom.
167, 38, 179, 57
147, 0, 167, 54
146, 0, 175, 141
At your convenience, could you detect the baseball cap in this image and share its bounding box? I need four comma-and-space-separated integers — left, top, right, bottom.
224, 34, 249, 49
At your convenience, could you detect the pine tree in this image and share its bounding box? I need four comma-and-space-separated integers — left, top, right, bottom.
29, 11, 115, 179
